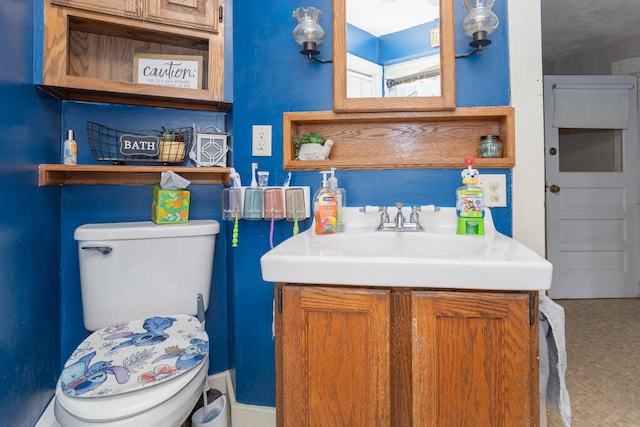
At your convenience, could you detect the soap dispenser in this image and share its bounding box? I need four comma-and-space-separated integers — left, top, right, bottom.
329, 167, 346, 232
456, 157, 485, 235
313, 171, 338, 234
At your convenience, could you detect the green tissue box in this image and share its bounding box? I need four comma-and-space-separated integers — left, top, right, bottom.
151, 184, 190, 224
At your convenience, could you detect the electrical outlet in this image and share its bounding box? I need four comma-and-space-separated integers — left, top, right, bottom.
252, 125, 272, 156
477, 174, 507, 207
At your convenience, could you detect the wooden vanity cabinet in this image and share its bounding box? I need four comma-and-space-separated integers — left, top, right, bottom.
276, 285, 391, 426
275, 284, 539, 427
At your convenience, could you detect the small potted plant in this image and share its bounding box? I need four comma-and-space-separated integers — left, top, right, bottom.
294, 133, 334, 160
158, 127, 186, 162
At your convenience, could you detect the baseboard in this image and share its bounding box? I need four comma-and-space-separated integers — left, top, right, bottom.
207, 371, 276, 427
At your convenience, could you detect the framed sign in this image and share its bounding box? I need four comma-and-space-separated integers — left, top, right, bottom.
119, 134, 160, 157
133, 54, 203, 89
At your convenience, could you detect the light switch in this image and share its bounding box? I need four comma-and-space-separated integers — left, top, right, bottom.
477, 174, 507, 207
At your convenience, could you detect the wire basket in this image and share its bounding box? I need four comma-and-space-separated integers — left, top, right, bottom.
86, 121, 194, 165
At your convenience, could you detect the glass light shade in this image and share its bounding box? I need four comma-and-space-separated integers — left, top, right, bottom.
292, 7, 325, 47
462, 0, 499, 38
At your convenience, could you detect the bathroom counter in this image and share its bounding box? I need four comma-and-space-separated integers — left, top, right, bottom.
261, 207, 552, 291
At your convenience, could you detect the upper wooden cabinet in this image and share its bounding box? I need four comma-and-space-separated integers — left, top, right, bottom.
49, 0, 219, 32
50, 0, 141, 20
145, 0, 219, 33
41, 0, 229, 111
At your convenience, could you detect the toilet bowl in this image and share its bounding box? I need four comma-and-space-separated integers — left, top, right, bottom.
54, 220, 220, 427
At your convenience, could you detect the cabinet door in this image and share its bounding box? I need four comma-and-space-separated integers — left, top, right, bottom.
50, 0, 141, 19
412, 291, 538, 427
276, 285, 391, 427
144, 0, 219, 32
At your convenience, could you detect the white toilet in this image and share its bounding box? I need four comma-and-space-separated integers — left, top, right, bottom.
54, 220, 220, 427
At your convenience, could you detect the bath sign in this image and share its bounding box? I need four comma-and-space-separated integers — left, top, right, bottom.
134, 54, 203, 89
119, 134, 160, 157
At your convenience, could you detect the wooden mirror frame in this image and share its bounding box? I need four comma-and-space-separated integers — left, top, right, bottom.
333, 0, 456, 113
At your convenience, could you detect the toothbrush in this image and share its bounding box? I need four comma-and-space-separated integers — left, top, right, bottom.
232, 207, 239, 248
251, 162, 258, 187
293, 208, 299, 236
269, 207, 275, 249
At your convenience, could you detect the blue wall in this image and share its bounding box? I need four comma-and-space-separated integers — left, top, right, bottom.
58, 103, 231, 377
379, 22, 441, 64
230, 0, 510, 407
347, 21, 441, 66
0, 0, 62, 425
0, 0, 512, 423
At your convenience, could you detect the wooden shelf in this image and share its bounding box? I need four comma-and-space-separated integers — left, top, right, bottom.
41, 6, 227, 111
283, 107, 515, 170
39, 164, 231, 186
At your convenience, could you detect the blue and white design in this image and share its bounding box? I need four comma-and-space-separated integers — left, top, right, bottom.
60, 315, 208, 398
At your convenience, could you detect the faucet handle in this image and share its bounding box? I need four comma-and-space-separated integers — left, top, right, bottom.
382, 206, 390, 223
410, 206, 419, 223
360, 205, 384, 214
419, 205, 440, 213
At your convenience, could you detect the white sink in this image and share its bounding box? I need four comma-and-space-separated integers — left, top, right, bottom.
260, 207, 552, 291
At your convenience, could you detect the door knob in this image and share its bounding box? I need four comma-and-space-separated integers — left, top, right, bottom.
549, 147, 557, 155
549, 185, 560, 193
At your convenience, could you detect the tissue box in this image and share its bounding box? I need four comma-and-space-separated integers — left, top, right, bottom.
151, 185, 190, 224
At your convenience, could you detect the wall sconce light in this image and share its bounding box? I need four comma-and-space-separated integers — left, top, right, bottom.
456, 0, 499, 58
292, 7, 332, 63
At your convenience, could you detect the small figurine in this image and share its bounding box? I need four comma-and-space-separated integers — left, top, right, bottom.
295, 133, 334, 160
298, 139, 334, 160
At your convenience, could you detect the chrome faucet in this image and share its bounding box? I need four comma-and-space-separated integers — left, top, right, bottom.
362, 203, 429, 232
395, 202, 405, 229
360, 204, 438, 231
409, 206, 420, 224
381, 206, 390, 224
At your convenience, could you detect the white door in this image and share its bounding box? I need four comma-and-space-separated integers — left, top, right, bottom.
544, 75, 640, 299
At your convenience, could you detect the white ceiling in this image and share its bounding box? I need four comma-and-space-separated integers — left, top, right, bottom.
541, 0, 640, 61
347, 0, 439, 37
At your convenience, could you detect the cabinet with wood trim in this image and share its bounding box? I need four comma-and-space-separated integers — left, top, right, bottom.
283, 107, 515, 170
40, 0, 228, 111
275, 284, 539, 426
49, 0, 219, 33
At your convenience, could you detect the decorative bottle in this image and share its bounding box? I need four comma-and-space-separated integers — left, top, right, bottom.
456, 157, 485, 235
63, 129, 77, 165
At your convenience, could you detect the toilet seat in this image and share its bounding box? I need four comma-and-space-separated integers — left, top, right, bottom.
56, 314, 208, 422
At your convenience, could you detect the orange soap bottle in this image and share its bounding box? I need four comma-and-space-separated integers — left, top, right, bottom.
313, 171, 338, 234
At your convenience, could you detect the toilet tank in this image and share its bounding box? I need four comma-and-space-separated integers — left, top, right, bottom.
74, 220, 220, 331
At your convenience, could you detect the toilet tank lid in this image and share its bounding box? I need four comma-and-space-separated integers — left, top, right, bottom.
74, 220, 220, 241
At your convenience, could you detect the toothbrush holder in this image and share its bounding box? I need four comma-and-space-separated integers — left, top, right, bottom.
243, 188, 264, 220
222, 188, 243, 221
264, 187, 285, 220
285, 188, 307, 221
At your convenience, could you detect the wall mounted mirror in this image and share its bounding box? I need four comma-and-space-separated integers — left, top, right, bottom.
333, 0, 455, 112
